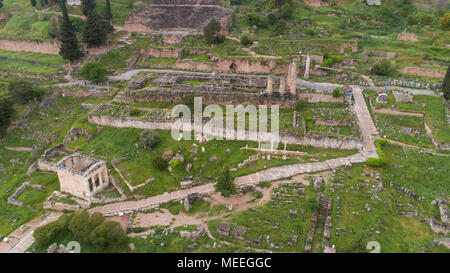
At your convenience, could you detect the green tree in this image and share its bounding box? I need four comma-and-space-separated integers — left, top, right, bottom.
8, 81, 44, 104
31, 0, 37, 7
69, 210, 91, 243
140, 130, 160, 149
33, 214, 73, 247
0, 93, 14, 137
203, 19, 221, 44
79, 62, 108, 83
90, 221, 128, 249
215, 167, 235, 197
81, 0, 96, 16
105, 0, 112, 21
88, 212, 105, 231
83, 10, 107, 47
58, 0, 83, 62
0, 0, 3, 9
102, 0, 114, 33
442, 64, 450, 100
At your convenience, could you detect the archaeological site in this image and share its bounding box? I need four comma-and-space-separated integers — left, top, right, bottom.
0, 0, 448, 261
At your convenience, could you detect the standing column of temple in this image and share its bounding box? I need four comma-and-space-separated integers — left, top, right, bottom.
266, 75, 273, 94
279, 77, 286, 94
304, 54, 311, 80
289, 59, 298, 94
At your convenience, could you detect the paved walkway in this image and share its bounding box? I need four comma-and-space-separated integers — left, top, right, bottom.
0, 212, 62, 253
352, 86, 378, 157
89, 152, 368, 216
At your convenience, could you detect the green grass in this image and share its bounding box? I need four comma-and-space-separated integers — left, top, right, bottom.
0, 13, 54, 41
0, 50, 67, 74
375, 113, 434, 148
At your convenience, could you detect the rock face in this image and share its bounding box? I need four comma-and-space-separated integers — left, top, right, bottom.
125, 0, 233, 34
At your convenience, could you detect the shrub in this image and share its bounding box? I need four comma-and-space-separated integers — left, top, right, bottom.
129, 108, 141, 116
322, 55, 343, 67
240, 35, 254, 46
333, 88, 342, 98
153, 156, 168, 171
0, 94, 14, 137
295, 98, 308, 111
168, 159, 181, 169
438, 13, 450, 30
373, 60, 396, 76
442, 64, 450, 100
8, 81, 45, 104
366, 139, 389, 167
215, 167, 235, 197
279, 2, 293, 19
273, 19, 288, 35
213, 34, 226, 44
79, 62, 108, 83
140, 130, 160, 149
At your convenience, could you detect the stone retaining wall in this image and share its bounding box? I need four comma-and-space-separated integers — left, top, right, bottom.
88, 114, 363, 150
401, 67, 446, 79
174, 59, 288, 74
0, 39, 60, 55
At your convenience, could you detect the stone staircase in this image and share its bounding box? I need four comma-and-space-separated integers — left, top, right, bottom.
317, 194, 332, 222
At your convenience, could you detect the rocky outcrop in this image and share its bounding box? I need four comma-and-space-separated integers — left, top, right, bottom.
125, 0, 233, 34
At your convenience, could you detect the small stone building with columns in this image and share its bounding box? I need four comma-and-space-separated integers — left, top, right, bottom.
55, 154, 109, 200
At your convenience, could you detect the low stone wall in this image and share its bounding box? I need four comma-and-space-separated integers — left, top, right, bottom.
59, 88, 110, 98
397, 32, 419, 42
174, 59, 288, 74
0, 39, 60, 55
36, 159, 59, 173
180, 225, 204, 240
7, 182, 46, 206
88, 114, 363, 150
401, 67, 446, 79
142, 47, 183, 59
43, 202, 81, 211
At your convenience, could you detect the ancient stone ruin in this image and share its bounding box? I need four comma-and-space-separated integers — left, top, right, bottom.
125, 0, 233, 34
393, 90, 413, 103
55, 154, 110, 200
217, 222, 247, 240
7, 182, 46, 206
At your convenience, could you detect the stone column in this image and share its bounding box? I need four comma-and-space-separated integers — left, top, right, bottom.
98, 172, 103, 186
90, 177, 96, 192
304, 54, 311, 80
290, 60, 298, 94
279, 77, 286, 94
266, 75, 273, 94
287, 62, 293, 87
